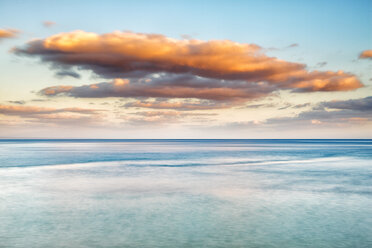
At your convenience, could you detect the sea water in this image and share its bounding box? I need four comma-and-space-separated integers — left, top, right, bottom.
0, 140, 371, 248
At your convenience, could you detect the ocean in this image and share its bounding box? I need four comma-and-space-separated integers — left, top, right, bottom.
0, 139, 371, 248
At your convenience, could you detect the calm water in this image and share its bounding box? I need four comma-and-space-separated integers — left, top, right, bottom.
0, 139, 371, 248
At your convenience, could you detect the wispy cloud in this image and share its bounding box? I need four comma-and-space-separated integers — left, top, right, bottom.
7, 100, 26, 105
43, 21, 56, 28
220, 96, 372, 131
263, 96, 372, 127
123, 99, 235, 111
122, 110, 216, 125
0, 105, 99, 115
315, 62, 327, 68
320, 96, 372, 111
0, 104, 104, 126
288, 43, 299, 48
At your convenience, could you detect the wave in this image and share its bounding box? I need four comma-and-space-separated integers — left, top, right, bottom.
0, 156, 350, 170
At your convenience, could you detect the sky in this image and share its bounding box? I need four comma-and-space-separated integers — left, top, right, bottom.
0, 0, 371, 138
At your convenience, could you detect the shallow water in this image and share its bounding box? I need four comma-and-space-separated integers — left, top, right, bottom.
0, 140, 371, 248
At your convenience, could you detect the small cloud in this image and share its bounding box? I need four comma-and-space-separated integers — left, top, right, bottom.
55, 70, 81, 79
122, 110, 216, 125
43, 21, 56, 28
359, 50, 372, 59
316, 62, 327, 68
278, 103, 292, 110
31, 98, 51, 102
181, 34, 193, 40
288, 43, 299, 48
311, 119, 322, 125
244, 103, 276, 109
292, 103, 310, 109
0, 28, 19, 39
7, 100, 25, 105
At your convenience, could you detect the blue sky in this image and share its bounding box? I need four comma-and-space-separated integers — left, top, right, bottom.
0, 0, 371, 138
1, 0, 370, 46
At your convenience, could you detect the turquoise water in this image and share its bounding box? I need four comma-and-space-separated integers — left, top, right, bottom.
0, 140, 371, 248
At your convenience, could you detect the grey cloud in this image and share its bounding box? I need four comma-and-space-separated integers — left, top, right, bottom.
321, 96, 372, 112
7, 100, 26, 105
55, 70, 81, 79
39, 74, 276, 101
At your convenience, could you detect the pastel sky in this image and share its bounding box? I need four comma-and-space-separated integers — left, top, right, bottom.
0, 0, 371, 138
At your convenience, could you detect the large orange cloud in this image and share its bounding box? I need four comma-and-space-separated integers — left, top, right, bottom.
15, 30, 362, 92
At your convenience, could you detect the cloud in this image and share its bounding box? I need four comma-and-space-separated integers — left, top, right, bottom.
288, 43, 299, 48
7, 100, 26, 105
264, 96, 372, 127
0, 104, 104, 126
39, 75, 275, 102
123, 110, 216, 125
277, 103, 292, 110
315, 62, 327, 68
292, 103, 311, 109
43, 21, 56, 28
31, 98, 52, 102
123, 99, 235, 111
359, 50, 372, 59
320, 96, 372, 112
38, 71, 363, 108
0, 29, 19, 39
244, 103, 276, 108
221, 96, 372, 130
0, 104, 99, 115
14, 30, 362, 93
267, 109, 372, 127
244, 102, 310, 110
55, 70, 81, 79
